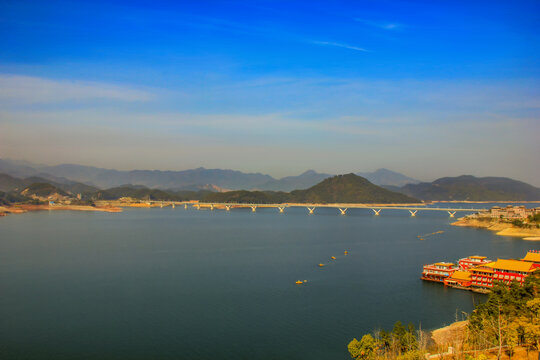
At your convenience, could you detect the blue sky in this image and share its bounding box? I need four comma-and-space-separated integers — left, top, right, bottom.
1, 0, 539, 184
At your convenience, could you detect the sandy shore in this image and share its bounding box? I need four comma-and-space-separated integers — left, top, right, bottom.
452, 218, 540, 240
0, 204, 122, 217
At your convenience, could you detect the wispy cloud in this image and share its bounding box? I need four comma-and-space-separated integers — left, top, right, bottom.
355, 19, 403, 30
0, 74, 154, 105
311, 41, 368, 52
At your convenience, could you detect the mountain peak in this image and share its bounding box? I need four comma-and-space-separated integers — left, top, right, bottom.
356, 169, 420, 187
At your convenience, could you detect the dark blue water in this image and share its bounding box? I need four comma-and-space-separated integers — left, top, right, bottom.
1, 205, 538, 359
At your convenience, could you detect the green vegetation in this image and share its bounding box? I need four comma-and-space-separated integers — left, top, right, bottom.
202, 190, 290, 203
95, 186, 185, 201
468, 273, 540, 358
398, 175, 540, 201
0, 191, 9, 206
348, 271, 540, 359
22, 182, 68, 197
202, 174, 419, 204
348, 321, 424, 360
288, 174, 418, 203
0, 190, 43, 205
94, 186, 211, 201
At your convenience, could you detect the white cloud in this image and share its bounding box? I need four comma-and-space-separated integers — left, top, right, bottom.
311, 41, 368, 52
0, 74, 154, 105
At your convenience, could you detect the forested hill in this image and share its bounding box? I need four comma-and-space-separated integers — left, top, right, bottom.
203, 174, 420, 204
289, 174, 419, 203
397, 175, 540, 201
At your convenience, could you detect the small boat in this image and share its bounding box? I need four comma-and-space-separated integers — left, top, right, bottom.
318, 263, 325, 267
344, 251, 348, 255
331, 256, 336, 260
296, 280, 303, 285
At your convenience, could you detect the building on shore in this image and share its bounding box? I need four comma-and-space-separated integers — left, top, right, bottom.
458, 255, 490, 270
476, 205, 540, 220
521, 250, 540, 269
444, 271, 472, 288
422, 251, 538, 291
421, 262, 458, 283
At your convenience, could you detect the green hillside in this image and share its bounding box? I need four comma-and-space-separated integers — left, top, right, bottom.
0, 174, 26, 192
202, 174, 419, 204
399, 175, 540, 201
95, 186, 184, 201
289, 174, 419, 203
21, 183, 69, 197
203, 190, 290, 203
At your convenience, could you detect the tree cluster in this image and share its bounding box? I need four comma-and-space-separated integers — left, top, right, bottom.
348, 321, 425, 360
468, 272, 540, 358
349, 271, 540, 360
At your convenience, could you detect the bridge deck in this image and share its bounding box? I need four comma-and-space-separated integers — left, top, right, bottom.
179, 202, 485, 212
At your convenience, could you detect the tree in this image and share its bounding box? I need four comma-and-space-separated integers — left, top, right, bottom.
348, 334, 377, 360
523, 298, 540, 350
402, 331, 418, 353
392, 321, 407, 354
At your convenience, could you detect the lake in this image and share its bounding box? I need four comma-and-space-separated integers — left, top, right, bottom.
1, 204, 538, 359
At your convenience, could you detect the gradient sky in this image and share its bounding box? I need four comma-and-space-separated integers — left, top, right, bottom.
1, 0, 539, 184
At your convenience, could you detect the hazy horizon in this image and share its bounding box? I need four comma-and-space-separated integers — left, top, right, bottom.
3, 156, 540, 187
1, 1, 539, 185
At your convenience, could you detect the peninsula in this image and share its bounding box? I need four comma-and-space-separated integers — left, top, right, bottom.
452, 205, 540, 240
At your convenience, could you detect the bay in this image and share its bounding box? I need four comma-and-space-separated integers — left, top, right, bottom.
0, 204, 538, 359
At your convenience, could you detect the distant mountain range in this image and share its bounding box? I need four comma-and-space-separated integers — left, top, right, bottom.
0, 173, 98, 195
0, 158, 420, 190
394, 175, 540, 201
2, 171, 539, 204
2, 159, 538, 201
0, 172, 418, 204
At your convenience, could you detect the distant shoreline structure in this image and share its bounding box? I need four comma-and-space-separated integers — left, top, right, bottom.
431, 200, 540, 204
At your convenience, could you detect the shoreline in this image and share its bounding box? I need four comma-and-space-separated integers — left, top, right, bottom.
0, 204, 122, 217
451, 218, 540, 240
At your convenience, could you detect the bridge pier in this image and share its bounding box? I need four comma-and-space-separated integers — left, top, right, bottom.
160, 202, 163, 208
225, 205, 231, 211
184, 204, 188, 209
409, 210, 417, 217
210, 204, 214, 211
339, 208, 348, 215
172, 203, 175, 209
448, 211, 456, 218
251, 206, 257, 212
196, 204, 200, 210
307, 207, 315, 214
278, 207, 285, 213
372, 209, 381, 216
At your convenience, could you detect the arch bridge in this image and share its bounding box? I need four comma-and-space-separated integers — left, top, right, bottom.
151, 201, 485, 217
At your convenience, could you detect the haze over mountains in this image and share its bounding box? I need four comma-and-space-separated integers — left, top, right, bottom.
0, 158, 419, 191
1, 159, 539, 201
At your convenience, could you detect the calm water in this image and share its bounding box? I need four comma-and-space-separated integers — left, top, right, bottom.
1, 205, 539, 359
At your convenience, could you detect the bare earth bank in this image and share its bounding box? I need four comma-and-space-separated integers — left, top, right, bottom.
452, 218, 540, 240
0, 204, 122, 217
